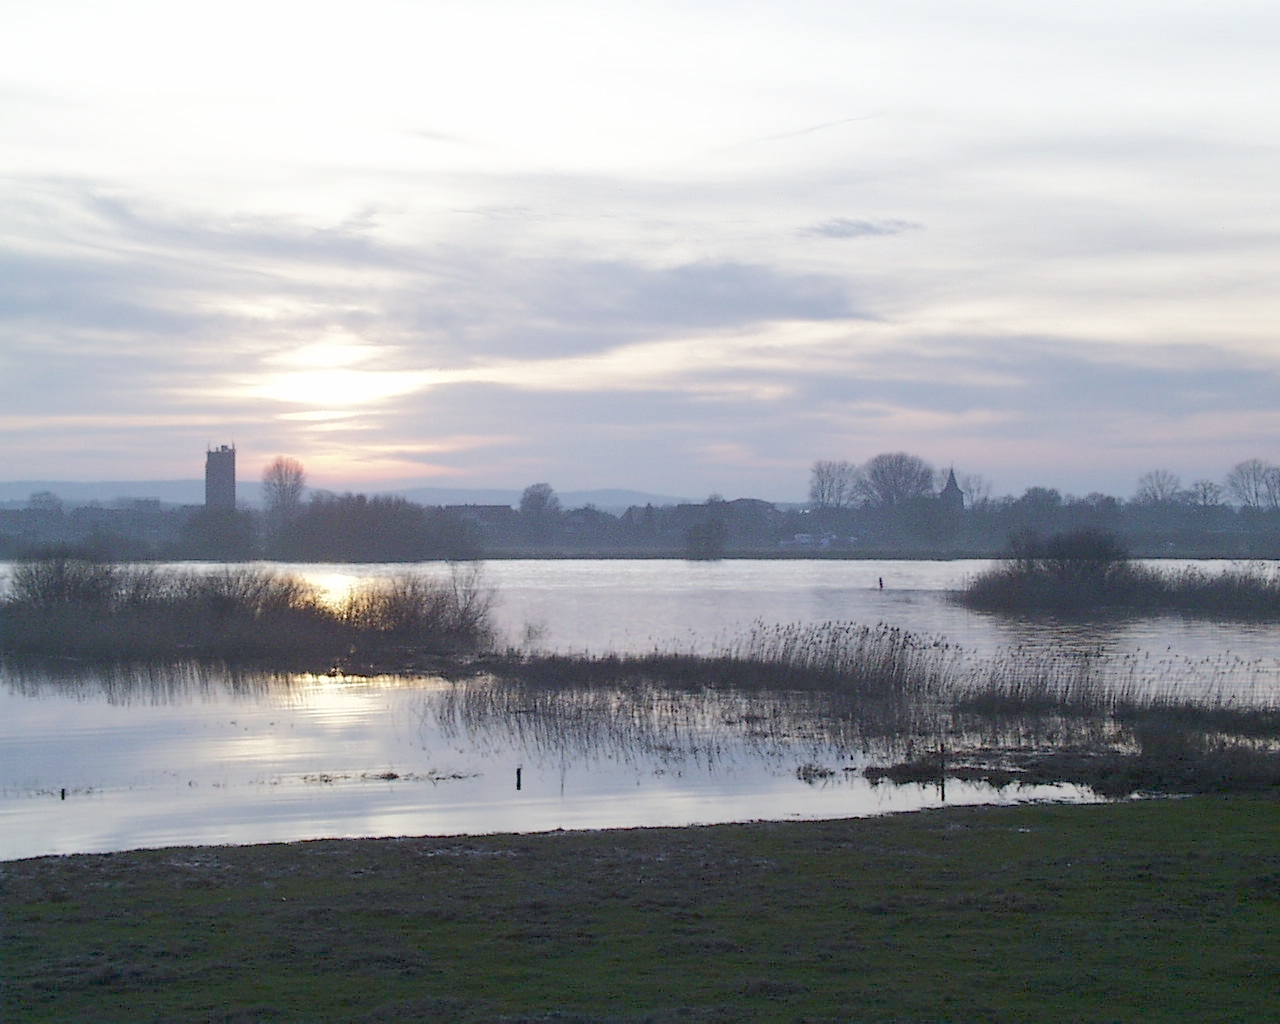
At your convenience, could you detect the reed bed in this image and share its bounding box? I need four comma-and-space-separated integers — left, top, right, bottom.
0, 557, 496, 663
429, 677, 871, 771
485, 617, 1280, 795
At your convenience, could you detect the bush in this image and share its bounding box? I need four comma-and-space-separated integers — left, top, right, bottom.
0, 559, 496, 664
8, 557, 121, 608
961, 533, 1280, 619
343, 565, 496, 654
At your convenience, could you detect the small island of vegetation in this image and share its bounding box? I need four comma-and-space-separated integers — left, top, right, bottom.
959, 528, 1280, 618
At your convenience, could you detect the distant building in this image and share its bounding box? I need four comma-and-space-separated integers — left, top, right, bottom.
939, 468, 965, 513
445, 504, 519, 529
205, 445, 236, 510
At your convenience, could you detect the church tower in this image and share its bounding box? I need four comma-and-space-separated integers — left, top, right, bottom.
939, 468, 964, 513
205, 445, 236, 510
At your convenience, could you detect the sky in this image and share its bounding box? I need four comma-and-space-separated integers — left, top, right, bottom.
2, 1, 1279, 504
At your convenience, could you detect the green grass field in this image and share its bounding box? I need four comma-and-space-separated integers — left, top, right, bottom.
5, 794, 1279, 1022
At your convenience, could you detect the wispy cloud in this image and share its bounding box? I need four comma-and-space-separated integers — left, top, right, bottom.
803, 218, 922, 239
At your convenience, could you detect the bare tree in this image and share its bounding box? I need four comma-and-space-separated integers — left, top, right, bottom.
1225, 459, 1274, 509
1266, 465, 1280, 512
958, 472, 993, 509
1132, 469, 1182, 505
857, 452, 935, 507
1187, 479, 1224, 507
808, 460, 859, 508
262, 456, 307, 532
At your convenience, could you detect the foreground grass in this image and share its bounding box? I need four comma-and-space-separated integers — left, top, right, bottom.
5, 796, 1279, 1023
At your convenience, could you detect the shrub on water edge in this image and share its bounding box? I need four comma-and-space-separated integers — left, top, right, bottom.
7, 557, 122, 608
342, 565, 496, 654
0, 559, 496, 662
960, 530, 1280, 618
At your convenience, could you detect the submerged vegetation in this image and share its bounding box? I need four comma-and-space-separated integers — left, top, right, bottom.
0, 557, 495, 665
960, 528, 1280, 617
3, 556, 1279, 797
482, 619, 1280, 797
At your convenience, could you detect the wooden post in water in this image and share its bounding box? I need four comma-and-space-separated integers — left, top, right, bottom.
938, 734, 946, 802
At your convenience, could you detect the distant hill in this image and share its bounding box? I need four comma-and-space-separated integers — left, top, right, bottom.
388, 486, 691, 512
0, 481, 692, 512
0, 480, 208, 507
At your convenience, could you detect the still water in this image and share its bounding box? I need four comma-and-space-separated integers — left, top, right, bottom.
3, 558, 1276, 861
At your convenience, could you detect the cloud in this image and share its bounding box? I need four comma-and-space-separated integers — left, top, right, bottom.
2, 183, 869, 369
803, 218, 922, 239
495, 259, 862, 342
5, 0, 1280, 510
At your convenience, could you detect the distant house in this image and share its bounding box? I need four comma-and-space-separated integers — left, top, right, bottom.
445, 504, 519, 534
939, 469, 965, 513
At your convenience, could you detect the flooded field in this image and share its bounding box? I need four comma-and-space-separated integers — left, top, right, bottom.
3, 558, 1275, 859
0, 664, 1096, 861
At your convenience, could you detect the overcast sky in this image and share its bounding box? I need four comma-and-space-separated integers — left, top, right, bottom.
3, 1, 1278, 502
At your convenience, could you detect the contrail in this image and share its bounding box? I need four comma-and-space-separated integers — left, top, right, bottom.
751, 113, 882, 145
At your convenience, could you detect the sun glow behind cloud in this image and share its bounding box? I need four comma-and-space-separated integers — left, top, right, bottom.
237, 335, 437, 413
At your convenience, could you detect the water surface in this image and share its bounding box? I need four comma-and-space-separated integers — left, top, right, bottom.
3, 557, 1275, 860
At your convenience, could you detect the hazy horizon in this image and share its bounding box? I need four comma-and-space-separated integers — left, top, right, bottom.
3, 3, 1278, 502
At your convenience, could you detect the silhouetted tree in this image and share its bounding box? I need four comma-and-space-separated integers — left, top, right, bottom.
519, 483, 562, 542
1005, 487, 1065, 535
1132, 469, 1181, 505
684, 521, 725, 559
27, 491, 64, 514
1228, 460, 1269, 509
180, 509, 256, 560
808, 460, 859, 508
958, 472, 993, 509
276, 494, 477, 561
1268, 467, 1280, 512
261, 456, 307, 546
1017, 486, 1062, 509
857, 452, 934, 507
1187, 479, 1225, 507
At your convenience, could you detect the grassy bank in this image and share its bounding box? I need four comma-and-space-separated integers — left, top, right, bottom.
0, 559, 495, 664
5, 796, 1279, 1023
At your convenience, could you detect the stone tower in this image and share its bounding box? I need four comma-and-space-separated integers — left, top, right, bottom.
205, 445, 236, 510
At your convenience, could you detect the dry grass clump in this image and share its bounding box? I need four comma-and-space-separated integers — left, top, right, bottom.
0, 557, 495, 664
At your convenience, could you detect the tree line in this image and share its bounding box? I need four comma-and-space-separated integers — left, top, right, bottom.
3, 453, 1279, 561
809, 453, 1280, 512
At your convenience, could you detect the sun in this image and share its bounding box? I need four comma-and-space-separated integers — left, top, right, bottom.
244, 333, 433, 411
